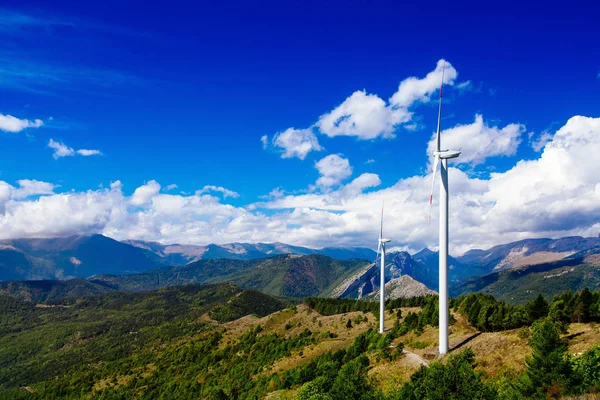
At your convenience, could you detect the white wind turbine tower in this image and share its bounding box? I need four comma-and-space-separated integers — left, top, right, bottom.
375, 203, 391, 334
429, 62, 460, 355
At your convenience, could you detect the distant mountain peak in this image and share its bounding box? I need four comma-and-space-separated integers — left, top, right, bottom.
414, 248, 435, 258
367, 275, 437, 300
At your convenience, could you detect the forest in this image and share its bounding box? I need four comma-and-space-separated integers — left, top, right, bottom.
0, 284, 599, 399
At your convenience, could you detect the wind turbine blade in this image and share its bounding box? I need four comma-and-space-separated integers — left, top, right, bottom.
429, 154, 440, 225
435, 62, 446, 153
375, 241, 381, 266
380, 201, 384, 240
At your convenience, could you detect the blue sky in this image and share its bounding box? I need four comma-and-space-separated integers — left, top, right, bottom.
0, 1, 599, 252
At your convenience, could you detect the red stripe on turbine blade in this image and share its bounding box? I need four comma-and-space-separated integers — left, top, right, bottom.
429, 195, 433, 205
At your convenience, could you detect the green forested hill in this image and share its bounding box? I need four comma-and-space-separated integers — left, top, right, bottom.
144, 254, 368, 298
0, 283, 287, 398
451, 256, 600, 303
0, 254, 369, 302
0, 278, 115, 303
2, 284, 600, 399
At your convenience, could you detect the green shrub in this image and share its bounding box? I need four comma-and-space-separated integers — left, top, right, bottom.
517, 326, 530, 339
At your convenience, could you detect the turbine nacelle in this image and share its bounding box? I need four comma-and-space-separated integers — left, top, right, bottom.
379, 238, 391, 243
433, 150, 461, 160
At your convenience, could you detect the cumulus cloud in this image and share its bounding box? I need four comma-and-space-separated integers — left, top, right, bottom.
258, 115, 600, 252
260, 135, 268, 149
130, 180, 161, 206
0, 113, 43, 133
389, 59, 458, 108
198, 185, 240, 198
265, 187, 285, 199
531, 131, 553, 152
271, 128, 322, 159
48, 139, 101, 159
316, 91, 410, 139
427, 115, 526, 166
339, 173, 381, 197
48, 139, 75, 159
165, 184, 178, 191
0, 179, 56, 214
0, 116, 598, 253
12, 180, 56, 199
266, 59, 459, 150
315, 154, 353, 188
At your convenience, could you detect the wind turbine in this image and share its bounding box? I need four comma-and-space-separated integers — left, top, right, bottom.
429, 62, 460, 355
375, 203, 391, 334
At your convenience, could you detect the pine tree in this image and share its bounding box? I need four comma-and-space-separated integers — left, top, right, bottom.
528, 294, 549, 321
520, 319, 571, 397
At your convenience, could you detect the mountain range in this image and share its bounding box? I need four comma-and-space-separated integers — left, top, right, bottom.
0, 234, 599, 304
128, 235, 599, 294
387, 236, 600, 290
320, 236, 600, 301
123, 239, 378, 264
0, 234, 377, 281
0, 255, 370, 302
0, 235, 167, 281
451, 248, 600, 303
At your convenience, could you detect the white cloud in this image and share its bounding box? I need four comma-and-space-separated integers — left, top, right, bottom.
48, 139, 75, 159
165, 184, 178, 191
365, 159, 375, 164
389, 59, 458, 108
272, 128, 322, 159
315, 154, 353, 188
531, 131, 553, 152
258, 187, 286, 201
260, 135, 268, 149
339, 173, 381, 197
130, 180, 161, 206
77, 149, 102, 156
271, 59, 459, 144
198, 185, 240, 198
456, 80, 473, 91
12, 180, 56, 199
48, 139, 101, 159
0, 113, 43, 133
427, 115, 525, 166
316, 91, 410, 139
257, 115, 600, 253
0, 116, 598, 253
268, 187, 284, 199
110, 180, 122, 190
0, 179, 56, 214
